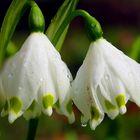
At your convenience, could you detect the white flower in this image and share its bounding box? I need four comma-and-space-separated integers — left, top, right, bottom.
72, 37, 140, 130
0, 32, 74, 123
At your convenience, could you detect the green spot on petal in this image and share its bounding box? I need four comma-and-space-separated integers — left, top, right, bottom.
66, 100, 72, 114
42, 94, 54, 109
104, 100, 116, 111
10, 97, 22, 114
116, 94, 125, 108
27, 100, 36, 112
91, 106, 100, 120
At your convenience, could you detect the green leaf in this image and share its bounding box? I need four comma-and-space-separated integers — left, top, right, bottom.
46, 0, 79, 51
0, 0, 32, 66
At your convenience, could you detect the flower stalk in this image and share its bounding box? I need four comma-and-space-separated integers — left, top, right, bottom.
26, 118, 39, 140
49, 8, 103, 51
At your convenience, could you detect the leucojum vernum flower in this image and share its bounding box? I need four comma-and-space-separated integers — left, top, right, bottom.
0, 0, 140, 139
72, 11, 140, 130
0, 32, 75, 123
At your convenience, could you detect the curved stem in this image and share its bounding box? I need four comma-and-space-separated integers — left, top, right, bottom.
26, 118, 39, 140
52, 9, 103, 46
51, 10, 88, 48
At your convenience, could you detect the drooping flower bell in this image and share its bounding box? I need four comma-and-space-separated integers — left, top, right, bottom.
72, 10, 140, 130
1, 32, 74, 123
0, 3, 74, 123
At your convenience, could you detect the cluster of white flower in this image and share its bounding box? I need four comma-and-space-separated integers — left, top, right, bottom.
0, 32, 140, 130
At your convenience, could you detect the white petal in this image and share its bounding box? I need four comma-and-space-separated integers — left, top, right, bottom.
72, 37, 140, 129
8, 110, 23, 123
34, 34, 74, 120
72, 61, 104, 128
98, 38, 140, 106
1, 33, 50, 111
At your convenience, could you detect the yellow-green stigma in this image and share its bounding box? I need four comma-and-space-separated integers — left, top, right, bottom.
116, 94, 126, 114
9, 96, 22, 114
42, 93, 54, 116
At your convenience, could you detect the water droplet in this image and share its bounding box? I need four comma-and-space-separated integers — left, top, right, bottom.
81, 123, 87, 127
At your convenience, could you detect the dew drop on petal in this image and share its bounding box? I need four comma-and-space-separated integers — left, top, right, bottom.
81, 123, 87, 127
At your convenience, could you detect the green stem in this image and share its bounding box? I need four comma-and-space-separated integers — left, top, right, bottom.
0, 0, 31, 67
52, 9, 103, 47
51, 10, 86, 48
26, 118, 39, 140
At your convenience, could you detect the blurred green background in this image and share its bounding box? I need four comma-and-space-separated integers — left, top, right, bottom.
1, 0, 140, 140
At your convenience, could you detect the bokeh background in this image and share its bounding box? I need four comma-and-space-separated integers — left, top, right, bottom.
0, 0, 140, 140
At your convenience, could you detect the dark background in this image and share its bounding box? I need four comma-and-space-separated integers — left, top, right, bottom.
0, 0, 140, 140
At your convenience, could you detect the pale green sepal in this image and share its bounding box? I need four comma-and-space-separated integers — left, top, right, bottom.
29, 2, 45, 32
89, 106, 103, 130
8, 110, 22, 123
90, 106, 100, 121
116, 94, 126, 114
8, 97, 23, 123
89, 118, 101, 130
9, 96, 22, 114
44, 106, 53, 116
42, 94, 54, 116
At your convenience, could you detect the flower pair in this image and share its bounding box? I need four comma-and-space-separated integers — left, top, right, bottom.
1, 32, 140, 130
